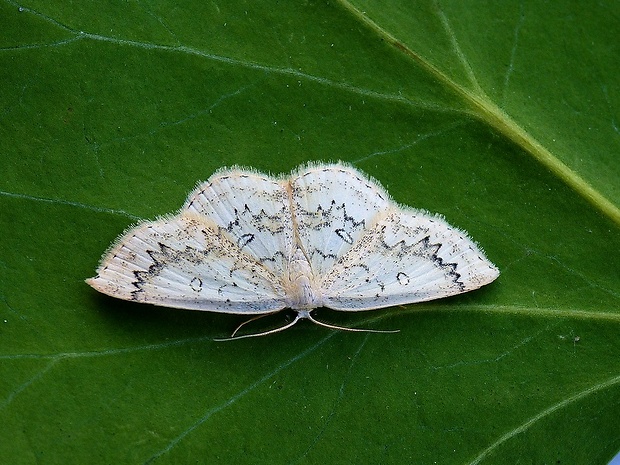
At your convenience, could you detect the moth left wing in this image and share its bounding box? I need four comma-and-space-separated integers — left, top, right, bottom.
183, 168, 294, 279
87, 212, 287, 314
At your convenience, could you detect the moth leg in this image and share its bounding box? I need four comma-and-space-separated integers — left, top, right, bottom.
306, 312, 399, 334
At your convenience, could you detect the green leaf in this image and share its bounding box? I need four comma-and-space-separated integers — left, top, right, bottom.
1, 1, 619, 464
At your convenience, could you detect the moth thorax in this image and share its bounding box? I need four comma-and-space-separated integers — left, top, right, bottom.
285, 247, 323, 310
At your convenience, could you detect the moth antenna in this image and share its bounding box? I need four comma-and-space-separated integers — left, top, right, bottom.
229, 313, 276, 338
214, 314, 302, 341
306, 313, 399, 334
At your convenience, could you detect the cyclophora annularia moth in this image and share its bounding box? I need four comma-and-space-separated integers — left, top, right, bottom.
87, 163, 499, 337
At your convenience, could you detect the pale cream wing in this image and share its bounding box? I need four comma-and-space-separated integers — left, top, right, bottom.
288, 163, 392, 277
184, 167, 294, 278
321, 208, 499, 311
87, 212, 287, 314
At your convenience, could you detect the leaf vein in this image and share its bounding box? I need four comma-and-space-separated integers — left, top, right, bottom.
468, 371, 620, 464
434, 0, 485, 94
143, 333, 337, 464
0, 190, 141, 221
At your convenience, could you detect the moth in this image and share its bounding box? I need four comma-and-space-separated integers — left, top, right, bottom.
87, 163, 499, 338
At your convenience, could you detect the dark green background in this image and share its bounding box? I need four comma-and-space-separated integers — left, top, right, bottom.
1, 1, 619, 464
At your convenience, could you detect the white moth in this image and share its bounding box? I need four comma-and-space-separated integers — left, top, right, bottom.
87, 162, 499, 338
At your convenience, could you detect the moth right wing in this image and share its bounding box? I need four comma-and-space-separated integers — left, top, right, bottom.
288, 163, 392, 277
320, 208, 499, 311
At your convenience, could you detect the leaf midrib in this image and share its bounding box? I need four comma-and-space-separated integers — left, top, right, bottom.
337, 0, 620, 227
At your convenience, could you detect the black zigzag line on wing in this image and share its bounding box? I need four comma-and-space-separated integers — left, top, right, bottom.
378, 228, 464, 290
223, 204, 287, 235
